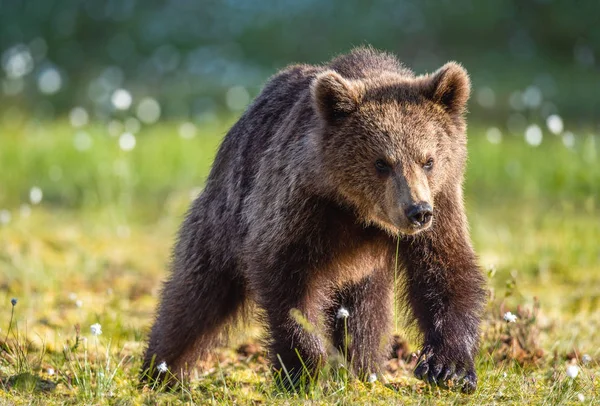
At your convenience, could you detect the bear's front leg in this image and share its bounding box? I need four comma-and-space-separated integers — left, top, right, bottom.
328, 267, 393, 381
265, 303, 327, 391
399, 189, 486, 393
248, 248, 329, 391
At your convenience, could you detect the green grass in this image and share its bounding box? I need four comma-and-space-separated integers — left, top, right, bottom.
0, 120, 599, 404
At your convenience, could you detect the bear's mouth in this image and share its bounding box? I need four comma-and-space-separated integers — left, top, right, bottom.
373, 214, 433, 237
398, 220, 433, 235
408, 218, 433, 233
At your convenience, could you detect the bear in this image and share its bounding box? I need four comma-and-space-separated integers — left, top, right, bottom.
141, 47, 486, 393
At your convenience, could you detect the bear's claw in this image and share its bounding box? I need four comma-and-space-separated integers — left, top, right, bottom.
414, 349, 477, 393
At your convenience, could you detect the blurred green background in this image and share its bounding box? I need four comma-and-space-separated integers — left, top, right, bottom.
1, 0, 599, 124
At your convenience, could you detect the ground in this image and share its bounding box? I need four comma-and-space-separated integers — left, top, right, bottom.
0, 119, 599, 405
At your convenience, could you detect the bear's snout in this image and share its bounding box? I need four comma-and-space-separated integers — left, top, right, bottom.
404, 202, 433, 229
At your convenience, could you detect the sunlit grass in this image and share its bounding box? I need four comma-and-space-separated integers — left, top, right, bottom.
0, 120, 599, 404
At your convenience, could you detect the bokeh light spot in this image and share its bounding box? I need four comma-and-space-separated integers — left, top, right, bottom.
111, 89, 132, 110
136, 98, 161, 124
119, 132, 136, 151
525, 124, 543, 146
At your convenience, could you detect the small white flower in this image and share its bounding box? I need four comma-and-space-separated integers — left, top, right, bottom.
336, 307, 349, 319
157, 361, 168, 373
577, 393, 585, 402
368, 373, 377, 383
582, 354, 592, 365
75, 299, 83, 308
47, 368, 54, 375
566, 364, 579, 379
502, 372, 508, 378
90, 323, 102, 336
503, 311, 518, 323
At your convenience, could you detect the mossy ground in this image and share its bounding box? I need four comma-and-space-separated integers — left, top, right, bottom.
0, 120, 599, 404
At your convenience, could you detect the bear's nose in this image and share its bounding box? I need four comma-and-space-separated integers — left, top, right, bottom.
405, 202, 433, 227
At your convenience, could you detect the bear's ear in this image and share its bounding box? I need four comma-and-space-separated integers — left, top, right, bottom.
420, 62, 470, 117
311, 70, 363, 122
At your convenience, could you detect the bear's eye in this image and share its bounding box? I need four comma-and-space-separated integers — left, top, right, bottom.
375, 159, 391, 175
422, 158, 434, 170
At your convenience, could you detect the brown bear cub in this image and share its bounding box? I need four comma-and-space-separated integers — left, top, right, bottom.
141, 47, 486, 393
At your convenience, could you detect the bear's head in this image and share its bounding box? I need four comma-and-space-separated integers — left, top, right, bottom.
311, 62, 470, 236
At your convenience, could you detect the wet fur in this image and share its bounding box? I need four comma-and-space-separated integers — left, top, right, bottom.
141, 47, 486, 392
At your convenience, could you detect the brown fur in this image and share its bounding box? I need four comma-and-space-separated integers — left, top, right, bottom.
141, 47, 486, 393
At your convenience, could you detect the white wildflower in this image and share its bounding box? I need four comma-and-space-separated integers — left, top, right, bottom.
566, 364, 579, 379
577, 393, 585, 402
157, 361, 168, 373
368, 373, 377, 383
47, 368, 54, 375
90, 323, 102, 336
503, 311, 518, 323
336, 307, 349, 319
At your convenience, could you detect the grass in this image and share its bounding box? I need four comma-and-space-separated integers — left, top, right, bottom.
0, 118, 599, 404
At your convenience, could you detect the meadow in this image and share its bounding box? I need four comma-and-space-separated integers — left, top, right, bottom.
0, 118, 599, 405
